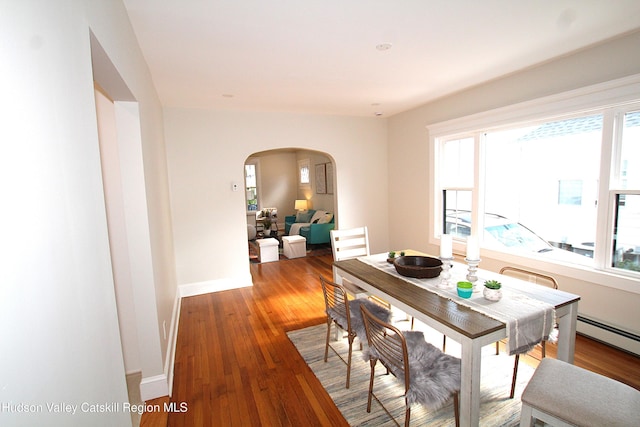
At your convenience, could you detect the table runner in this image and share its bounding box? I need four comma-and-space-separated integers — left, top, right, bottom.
358, 254, 555, 355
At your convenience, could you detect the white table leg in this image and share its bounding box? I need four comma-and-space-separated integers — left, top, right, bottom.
556, 302, 578, 364
459, 337, 482, 426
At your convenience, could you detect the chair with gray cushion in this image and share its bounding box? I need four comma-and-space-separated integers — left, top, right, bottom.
520, 358, 640, 427
319, 275, 392, 388
360, 304, 461, 427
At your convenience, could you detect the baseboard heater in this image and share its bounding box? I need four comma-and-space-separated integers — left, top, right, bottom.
577, 315, 640, 342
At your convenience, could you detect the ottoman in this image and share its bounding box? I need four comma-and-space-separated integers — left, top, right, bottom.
256, 238, 279, 263
282, 235, 306, 259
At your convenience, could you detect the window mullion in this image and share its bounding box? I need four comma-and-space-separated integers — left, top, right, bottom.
594, 110, 616, 269
472, 132, 485, 242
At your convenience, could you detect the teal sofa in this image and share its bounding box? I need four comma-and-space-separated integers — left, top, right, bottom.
285, 209, 335, 245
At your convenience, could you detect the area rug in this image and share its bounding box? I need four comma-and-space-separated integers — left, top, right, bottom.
287, 323, 535, 426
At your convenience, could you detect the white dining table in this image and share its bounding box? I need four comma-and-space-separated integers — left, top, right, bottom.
333, 252, 581, 427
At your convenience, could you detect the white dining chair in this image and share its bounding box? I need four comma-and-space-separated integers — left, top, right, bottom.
330, 226, 415, 328
330, 226, 370, 261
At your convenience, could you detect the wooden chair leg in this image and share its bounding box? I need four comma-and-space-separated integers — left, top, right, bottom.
541, 340, 546, 358
510, 354, 520, 398
443, 335, 447, 353
367, 359, 376, 413
324, 318, 332, 362
404, 400, 411, 427
496, 341, 500, 355
346, 334, 354, 388
453, 392, 460, 427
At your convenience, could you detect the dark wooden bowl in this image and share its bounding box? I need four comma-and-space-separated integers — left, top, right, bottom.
393, 256, 443, 279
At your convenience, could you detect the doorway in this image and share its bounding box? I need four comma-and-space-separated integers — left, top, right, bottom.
244, 148, 336, 260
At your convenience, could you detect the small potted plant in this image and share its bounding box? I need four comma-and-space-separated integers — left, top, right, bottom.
387, 251, 406, 263
260, 209, 276, 236
262, 216, 273, 236
483, 279, 502, 301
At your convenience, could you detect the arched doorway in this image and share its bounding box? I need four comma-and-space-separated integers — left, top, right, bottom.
244, 148, 337, 259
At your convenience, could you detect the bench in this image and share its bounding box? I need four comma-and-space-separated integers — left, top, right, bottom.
520, 358, 640, 427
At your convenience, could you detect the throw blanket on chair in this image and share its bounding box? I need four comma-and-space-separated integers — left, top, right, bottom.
364, 330, 461, 411
327, 299, 392, 343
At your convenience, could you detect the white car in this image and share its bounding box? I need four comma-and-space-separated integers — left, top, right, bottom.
445, 210, 592, 264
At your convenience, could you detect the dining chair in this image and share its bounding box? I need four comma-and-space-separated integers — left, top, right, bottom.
330, 226, 370, 260
330, 227, 415, 328
499, 266, 559, 398
329, 227, 370, 298
360, 304, 461, 427
319, 275, 391, 388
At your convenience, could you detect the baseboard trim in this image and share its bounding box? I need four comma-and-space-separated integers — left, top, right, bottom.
164, 290, 182, 397
139, 374, 169, 402
179, 274, 253, 298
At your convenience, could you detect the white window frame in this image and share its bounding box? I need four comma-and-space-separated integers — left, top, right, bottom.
428, 74, 640, 294
298, 158, 311, 189
245, 158, 261, 214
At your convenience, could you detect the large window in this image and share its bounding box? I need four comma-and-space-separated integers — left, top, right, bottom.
611, 110, 640, 272
432, 88, 640, 278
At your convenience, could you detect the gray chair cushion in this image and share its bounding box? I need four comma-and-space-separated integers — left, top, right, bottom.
327, 298, 391, 341
403, 331, 461, 410
522, 358, 640, 427
364, 329, 461, 410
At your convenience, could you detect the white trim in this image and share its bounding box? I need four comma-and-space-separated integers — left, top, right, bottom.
179, 274, 253, 298
298, 158, 311, 189
578, 321, 640, 356
427, 74, 640, 136
164, 290, 182, 397
139, 374, 169, 402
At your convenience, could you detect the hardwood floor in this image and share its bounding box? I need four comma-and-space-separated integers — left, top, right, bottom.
141, 254, 640, 426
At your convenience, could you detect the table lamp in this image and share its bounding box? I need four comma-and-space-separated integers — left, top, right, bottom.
294, 199, 308, 211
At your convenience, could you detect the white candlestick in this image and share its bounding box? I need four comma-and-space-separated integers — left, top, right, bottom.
440, 234, 453, 258
466, 236, 479, 260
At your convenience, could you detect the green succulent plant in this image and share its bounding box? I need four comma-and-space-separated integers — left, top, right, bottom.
484, 279, 502, 289
388, 251, 396, 258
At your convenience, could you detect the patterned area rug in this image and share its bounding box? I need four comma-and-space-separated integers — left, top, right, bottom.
287, 322, 534, 426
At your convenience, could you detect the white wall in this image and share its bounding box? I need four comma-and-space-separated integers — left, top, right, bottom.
299, 151, 336, 213
0, 1, 176, 425
86, 0, 177, 400
164, 108, 388, 287
388, 31, 640, 354
250, 151, 299, 223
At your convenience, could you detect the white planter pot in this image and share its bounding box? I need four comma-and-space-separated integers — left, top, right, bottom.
483, 287, 502, 301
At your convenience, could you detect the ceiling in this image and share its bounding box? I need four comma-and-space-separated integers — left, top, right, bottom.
122, 0, 640, 117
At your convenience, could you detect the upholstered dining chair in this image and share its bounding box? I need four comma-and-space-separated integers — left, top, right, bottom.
499, 266, 559, 398
360, 304, 461, 427
319, 275, 391, 388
